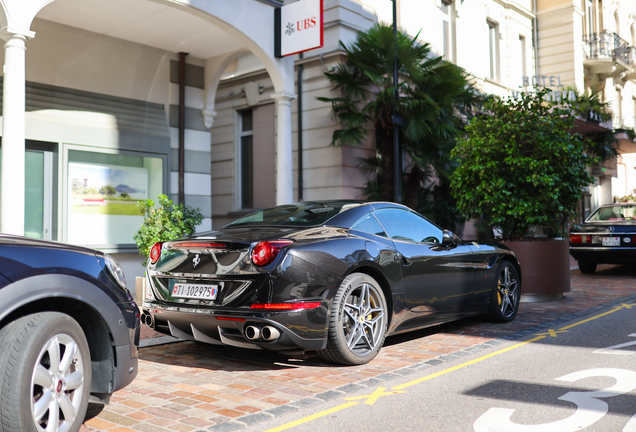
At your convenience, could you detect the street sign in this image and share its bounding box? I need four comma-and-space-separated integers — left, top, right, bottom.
275, 0, 323, 58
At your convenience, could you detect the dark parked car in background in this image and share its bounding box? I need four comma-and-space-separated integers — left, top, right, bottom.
0, 235, 140, 432
142, 201, 521, 365
570, 203, 636, 273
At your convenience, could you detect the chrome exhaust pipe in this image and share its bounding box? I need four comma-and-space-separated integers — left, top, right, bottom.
142, 312, 155, 329
244, 326, 261, 341
261, 326, 280, 341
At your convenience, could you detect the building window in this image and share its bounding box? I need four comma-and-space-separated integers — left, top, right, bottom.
239, 109, 254, 209
441, 1, 454, 62
614, 11, 620, 36
66, 149, 164, 247
236, 105, 275, 211
586, 0, 594, 36
519, 35, 527, 82
488, 21, 499, 81
616, 88, 623, 127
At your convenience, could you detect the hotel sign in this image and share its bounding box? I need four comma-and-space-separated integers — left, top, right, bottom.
275, 0, 323, 58
511, 75, 576, 102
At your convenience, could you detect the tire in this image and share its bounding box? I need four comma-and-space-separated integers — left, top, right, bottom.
319, 273, 388, 365
0, 312, 91, 432
578, 260, 597, 274
488, 261, 521, 323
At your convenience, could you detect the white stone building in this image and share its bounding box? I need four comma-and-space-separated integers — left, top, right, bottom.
0, 0, 297, 281
536, 0, 636, 211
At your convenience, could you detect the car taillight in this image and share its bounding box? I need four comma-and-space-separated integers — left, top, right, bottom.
251, 240, 293, 267
250, 302, 321, 310
149, 242, 163, 264
570, 235, 591, 243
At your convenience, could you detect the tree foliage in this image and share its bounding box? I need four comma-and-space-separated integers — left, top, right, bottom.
134, 194, 203, 265
450, 89, 597, 240
318, 24, 480, 229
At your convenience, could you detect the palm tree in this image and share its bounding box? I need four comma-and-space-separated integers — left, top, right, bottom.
318, 24, 480, 228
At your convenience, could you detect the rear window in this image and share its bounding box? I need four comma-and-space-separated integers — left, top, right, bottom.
223, 201, 364, 228
587, 205, 636, 221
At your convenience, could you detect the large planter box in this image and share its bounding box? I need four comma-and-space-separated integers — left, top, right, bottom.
502, 239, 570, 303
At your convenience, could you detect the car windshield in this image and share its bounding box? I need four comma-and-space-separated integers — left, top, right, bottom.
223, 201, 364, 228
587, 205, 636, 221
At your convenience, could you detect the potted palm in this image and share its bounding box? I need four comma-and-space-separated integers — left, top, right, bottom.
451, 89, 596, 301
317, 23, 479, 230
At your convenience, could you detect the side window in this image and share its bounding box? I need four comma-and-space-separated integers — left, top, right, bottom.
374, 209, 443, 244
351, 213, 387, 237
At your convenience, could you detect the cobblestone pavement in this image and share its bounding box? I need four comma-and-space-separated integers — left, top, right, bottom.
81, 265, 636, 432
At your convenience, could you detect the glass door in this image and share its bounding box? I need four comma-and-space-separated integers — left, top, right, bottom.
24, 150, 53, 240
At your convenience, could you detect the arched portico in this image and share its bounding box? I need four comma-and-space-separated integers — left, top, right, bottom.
156, 0, 296, 98
0, 0, 295, 236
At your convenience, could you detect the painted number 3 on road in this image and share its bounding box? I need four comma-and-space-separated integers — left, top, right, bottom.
473, 368, 636, 432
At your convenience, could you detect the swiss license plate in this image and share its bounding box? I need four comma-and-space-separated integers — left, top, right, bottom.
172, 282, 218, 300
602, 237, 620, 246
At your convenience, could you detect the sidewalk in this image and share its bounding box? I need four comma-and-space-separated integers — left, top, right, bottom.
81, 265, 636, 432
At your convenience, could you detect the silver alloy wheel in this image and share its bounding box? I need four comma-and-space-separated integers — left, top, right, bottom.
342, 282, 386, 355
497, 266, 519, 318
30, 333, 85, 432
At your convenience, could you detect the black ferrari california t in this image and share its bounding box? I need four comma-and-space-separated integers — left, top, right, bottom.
142, 201, 521, 365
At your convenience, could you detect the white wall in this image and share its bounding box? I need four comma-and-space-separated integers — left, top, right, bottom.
360, 0, 535, 96
25, 18, 172, 104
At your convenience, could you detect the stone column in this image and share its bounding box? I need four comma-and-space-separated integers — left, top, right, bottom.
271, 92, 295, 205
1, 31, 31, 235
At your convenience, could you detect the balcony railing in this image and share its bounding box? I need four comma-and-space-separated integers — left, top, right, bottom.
583, 30, 632, 65
614, 39, 631, 65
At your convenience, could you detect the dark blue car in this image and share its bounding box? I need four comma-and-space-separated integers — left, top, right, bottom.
0, 235, 140, 432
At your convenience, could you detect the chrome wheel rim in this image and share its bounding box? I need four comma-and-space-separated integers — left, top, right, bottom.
342, 282, 386, 356
30, 333, 85, 432
497, 266, 519, 318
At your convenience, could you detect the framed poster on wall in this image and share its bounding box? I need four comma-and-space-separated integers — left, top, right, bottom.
67, 162, 148, 245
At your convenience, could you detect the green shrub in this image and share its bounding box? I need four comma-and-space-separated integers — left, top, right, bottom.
450, 89, 597, 240
134, 194, 203, 265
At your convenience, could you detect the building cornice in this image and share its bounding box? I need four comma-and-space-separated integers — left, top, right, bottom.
255, 0, 283, 7
536, 2, 584, 19
490, 0, 536, 20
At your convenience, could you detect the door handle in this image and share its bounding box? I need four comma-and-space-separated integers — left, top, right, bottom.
402, 256, 412, 266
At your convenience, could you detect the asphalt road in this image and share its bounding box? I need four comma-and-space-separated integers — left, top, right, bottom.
243, 300, 636, 432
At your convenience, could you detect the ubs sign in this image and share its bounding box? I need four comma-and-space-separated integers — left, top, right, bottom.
275, 0, 324, 58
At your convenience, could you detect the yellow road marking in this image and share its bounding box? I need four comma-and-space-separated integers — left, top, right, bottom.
265, 303, 635, 431
344, 387, 406, 405
263, 402, 359, 432
535, 329, 569, 337
558, 307, 623, 331
392, 335, 546, 391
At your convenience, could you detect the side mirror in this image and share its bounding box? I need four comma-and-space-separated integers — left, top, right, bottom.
442, 230, 459, 246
